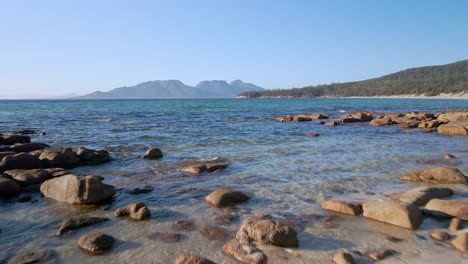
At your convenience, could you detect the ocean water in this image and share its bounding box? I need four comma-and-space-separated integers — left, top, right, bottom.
0, 98, 467, 263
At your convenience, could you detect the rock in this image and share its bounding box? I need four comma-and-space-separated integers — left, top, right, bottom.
0, 151, 15, 160
362, 200, 423, 230
199, 225, 227, 241
321, 200, 363, 216
13, 129, 37, 135
7, 249, 56, 264
306, 133, 320, 137
405, 112, 435, 120
430, 231, 450, 241
205, 188, 249, 207
0, 153, 43, 171
339, 111, 373, 123
16, 196, 31, 203
0, 177, 21, 197
452, 232, 467, 252
76, 147, 112, 165
293, 113, 329, 121
445, 153, 456, 160
425, 199, 468, 220
399, 187, 453, 206
333, 252, 355, 264
125, 185, 154, 195
78, 232, 115, 254
236, 220, 298, 247
39, 148, 81, 168
172, 220, 195, 231
398, 121, 420, 129
437, 111, 468, 123
418, 120, 442, 129
437, 122, 468, 136
4, 169, 52, 185
9, 143, 48, 153
148, 232, 181, 243
114, 202, 151, 220
370, 116, 396, 126
175, 254, 215, 264
144, 148, 163, 159
449, 218, 463, 231
206, 163, 228, 173
40, 174, 115, 204
276, 116, 293, 122
178, 165, 207, 174
325, 121, 338, 126
366, 249, 397, 261
399, 167, 467, 184
0, 135, 31, 145
222, 239, 267, 264
215, 214, 237, 225
57, 216, 109, 236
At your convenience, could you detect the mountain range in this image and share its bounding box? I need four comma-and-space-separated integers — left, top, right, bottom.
73, 80, 263, 99
239, 60, 468, 98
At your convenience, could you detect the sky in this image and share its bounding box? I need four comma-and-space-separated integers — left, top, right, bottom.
0, 0, 467, 98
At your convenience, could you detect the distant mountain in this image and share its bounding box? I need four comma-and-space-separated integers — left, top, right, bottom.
239, 60, 468, 98
73, 80, 263, 99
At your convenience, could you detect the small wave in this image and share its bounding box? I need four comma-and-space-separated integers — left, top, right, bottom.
96, 119, 112, 123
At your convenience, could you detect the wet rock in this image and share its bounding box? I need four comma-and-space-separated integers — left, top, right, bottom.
57, 216, 110, 236
332, 252, 355, 264
8, 143, 49, 153
399, 167, 467, 184
339, 111, 373, 123
40, 174, 115, 204
0, 177, 21, 197
365, 249, 397, 261
222, 239, 267, 264
199, 225, 227, 241
437, 122, 468, 136
39, 148, 81, 168
76, 147, 112, 165
452, 232, 467, 252
125, 185, 153, 195
3, 169, 57, 185
114, 202, 151, 220
0, 153, 43, 171
148, 232, 181, 243
175, 254, 215, 264
399, 187, 453, 206
173, 220, 195, 231
178, 165, 207, 174
205, 188, 249, 207
418, 120, 442, 129
7, 249, 56, 264
445, 153, 456, 160
144, 148, 163, 159
0, 135, 31, 145
0, 151, 15, 160
425, 199, 468, 220
430, 231, 450, 241
370, 116, 396, 126
13, 129, 37, 135
16, 196, 31, 203
206, 163, 228, 173
306, 133, 320, 137
449, 218, 463, 231
362, 200, 423, 230
292, 113, 329, 122
276, 116, 293, 122
236, 220, 298, 247
321, 200, 363, 216
325, 121, 338, 126
78, 231, 115, 254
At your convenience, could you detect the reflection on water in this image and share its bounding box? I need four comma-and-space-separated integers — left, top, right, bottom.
0, 99, 467, 263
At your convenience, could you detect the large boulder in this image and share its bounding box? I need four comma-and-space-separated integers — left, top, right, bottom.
78, 232, 115, 254
399, 167, 467, 184
0, 177, 21, 197
321, 200, 362, 216
205, 189, 249, 207
222, 239, 267, 264
0, 134, 30, 145
40, 174, 115, 204
76, 147, 112, 165
39, 148, 81, 168
362, 200, 423, 230
0, 153, 43, 172
175, 254, 216, 264
399, 187, 453, 206
236, 220, 298, 247
57, 216, 110, 236
7, 249, 56, 264
114, 202, 151, 220
437, 122, 468, 136
425, 199, 468, 221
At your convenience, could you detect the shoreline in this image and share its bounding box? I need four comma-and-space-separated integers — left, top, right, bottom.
237, 92, 468, 100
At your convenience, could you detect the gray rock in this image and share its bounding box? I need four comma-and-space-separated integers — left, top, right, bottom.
39, 148, 81, 168
76, 147, 112, 165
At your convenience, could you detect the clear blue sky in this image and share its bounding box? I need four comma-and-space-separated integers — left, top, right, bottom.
0, 0, 467, 98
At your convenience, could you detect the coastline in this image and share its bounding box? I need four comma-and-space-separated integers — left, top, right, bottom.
237, 92, 468, 100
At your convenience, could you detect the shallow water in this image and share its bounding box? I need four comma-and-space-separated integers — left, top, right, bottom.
0, 98, 467, 263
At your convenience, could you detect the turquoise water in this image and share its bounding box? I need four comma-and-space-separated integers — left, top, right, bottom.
0, 98, 467, 263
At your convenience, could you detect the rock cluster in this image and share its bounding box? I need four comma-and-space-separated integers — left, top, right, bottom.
276, 113, 329, 122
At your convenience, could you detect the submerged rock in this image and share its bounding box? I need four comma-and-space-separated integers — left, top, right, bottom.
321, 200, 363, 216
332, 252, 355, 264
206, 163, 228, 173
399, 167, 467, 184
222, 239, 267, 264
452, 232, 467, 252
365, 249, 397, 261
205, 188, 249, 207
78, 232, 115, 254
175, 254, 216, 264
148, 232, 181, 243
0, 134, 31, 145
325, 121, 338, 126
7, 249, 56, 264
39, 148, 81, 168
125, 185, 154, 195
0, 177, 21, 197
306, 133, 320, 137
430, 231, 450, 241
178, 165, 207, 174
76, 147, 112, 165
8, 143, 49, 153
199, 225, 228, 241
57, 216, 109, 236
398, 187, 453, 206
144, 148, 163, 159
236, 220, 298, 247
114, 202, 151, 220
425, 199, 468, 220
40, 174, 115, 204
362, 200, 423, 230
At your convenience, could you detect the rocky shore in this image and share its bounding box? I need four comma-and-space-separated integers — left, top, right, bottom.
0, 110, 467, 263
